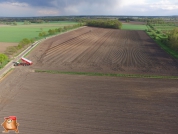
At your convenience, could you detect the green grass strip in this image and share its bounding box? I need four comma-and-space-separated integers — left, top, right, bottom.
0, 60, 10, 69
35, 70, 178, 79
146, 31, 178, 59
122, 24, 147, 30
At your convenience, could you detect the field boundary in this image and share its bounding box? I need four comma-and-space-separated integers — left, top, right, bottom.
35, 70, 178, 79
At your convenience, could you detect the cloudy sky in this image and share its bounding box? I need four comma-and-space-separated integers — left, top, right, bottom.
0, 0, 177, 17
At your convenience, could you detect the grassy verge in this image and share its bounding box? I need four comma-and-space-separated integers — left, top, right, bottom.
0, 60, 10, 69
146, 31, 178, 59
23, 43, 39, 57
35, 70, 178, 79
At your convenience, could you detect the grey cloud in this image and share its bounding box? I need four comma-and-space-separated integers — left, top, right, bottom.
0, 0, 53, 7
0, 0, 123, 16
0, 0, 119, 8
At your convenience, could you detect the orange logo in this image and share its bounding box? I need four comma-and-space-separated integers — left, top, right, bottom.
1, 116, 19, 133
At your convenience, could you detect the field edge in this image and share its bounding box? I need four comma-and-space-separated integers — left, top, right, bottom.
35, 70, 178, 79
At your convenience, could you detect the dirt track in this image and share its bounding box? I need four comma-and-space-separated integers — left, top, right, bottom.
30, 27, 178, 76
0, 27, 178, 134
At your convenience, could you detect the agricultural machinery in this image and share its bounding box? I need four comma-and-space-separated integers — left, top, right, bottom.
13, 57, 33, 66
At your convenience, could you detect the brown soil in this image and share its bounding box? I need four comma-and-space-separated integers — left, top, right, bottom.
0, 42, 18, 53
29, 27, 178, 76
0, 68, 177, 133
0, 27, 178, 133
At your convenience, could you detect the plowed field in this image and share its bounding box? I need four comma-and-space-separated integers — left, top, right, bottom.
0, 69, 177, 134
0, 27, 178, 134
30, 27, 178, 76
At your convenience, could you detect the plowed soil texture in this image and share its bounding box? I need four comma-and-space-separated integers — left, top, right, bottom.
29, 27, 178, 76
0, 27, 178, 134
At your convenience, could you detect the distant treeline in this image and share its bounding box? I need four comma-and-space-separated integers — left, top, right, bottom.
85, 19, 122, 29
0, 17, 73, 23
1, 16, 178, 26
0, 19, 71, 24
146, 19, 178, 26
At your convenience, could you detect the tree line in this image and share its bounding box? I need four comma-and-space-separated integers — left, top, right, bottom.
38, 24, 83, 37
85, 19, 122, 29
0, 53, 9, 68
5, 38, 34, 56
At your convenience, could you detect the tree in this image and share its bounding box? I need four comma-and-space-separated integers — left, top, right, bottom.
0, 54, 8, 64
58, 28, 62, 32
39, 32, 43, 37
126, 19, 130, 23
86, 19, 122, 29
13, 21, 17, 25
168, 28, 178, 50
39, 31, 47, 37
24, 20, 31, 25
55, 28, 58, 33
63, 26, 68, 31
48, 29, 54, 35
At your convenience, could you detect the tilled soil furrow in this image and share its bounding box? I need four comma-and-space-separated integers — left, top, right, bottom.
44, 31, 92, 58
30, 27, 178, 75
46, 29, 102, 65
71, 29, 110, 65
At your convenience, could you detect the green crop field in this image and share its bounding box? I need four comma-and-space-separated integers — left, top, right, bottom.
155, 26, 176, 30
0, 21, 78, 43
152, 25, 177, 33
122, 24, 147, 30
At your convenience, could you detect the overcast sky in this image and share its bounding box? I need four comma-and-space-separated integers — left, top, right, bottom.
0, 0, 177, 17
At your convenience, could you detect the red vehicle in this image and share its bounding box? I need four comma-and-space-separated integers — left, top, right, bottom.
21, 57, 33, 65
14, 57, 33, 66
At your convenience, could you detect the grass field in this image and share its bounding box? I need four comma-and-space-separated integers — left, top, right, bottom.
122, 24, 147, 30
152, 25, 177, 32
0, 21, 78, 43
